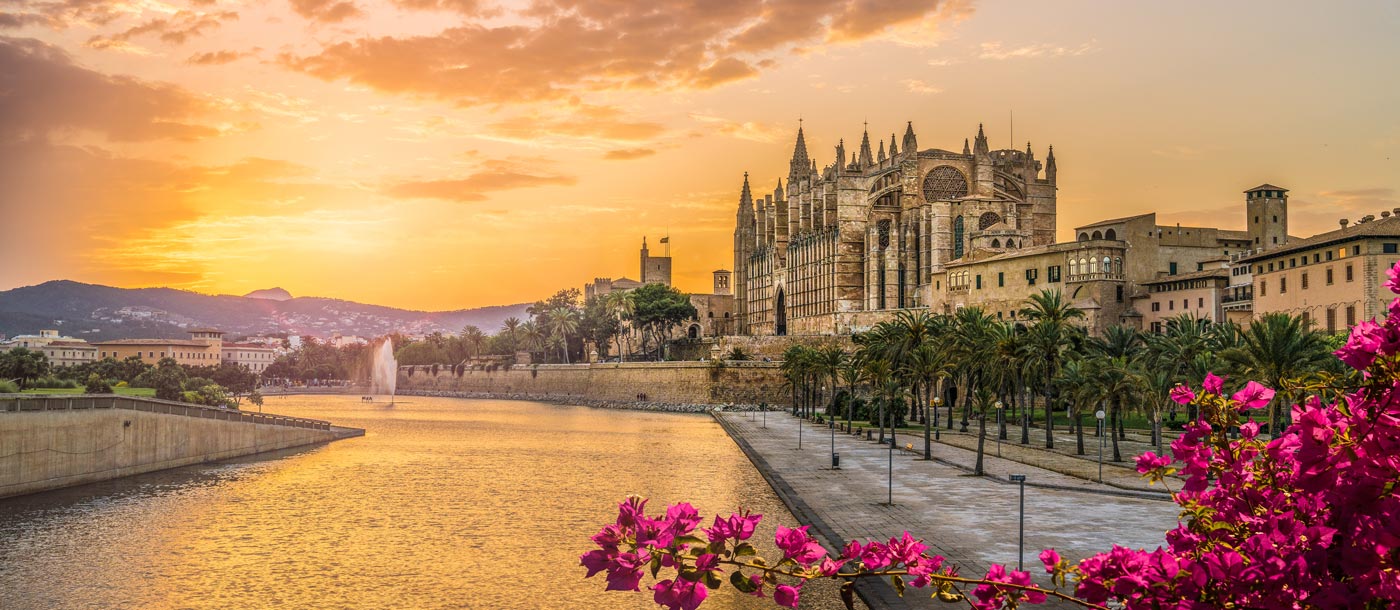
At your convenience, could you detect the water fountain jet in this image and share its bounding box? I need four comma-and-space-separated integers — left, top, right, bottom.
371, 339, 397, 404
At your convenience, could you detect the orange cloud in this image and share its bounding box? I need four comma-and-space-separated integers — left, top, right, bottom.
488, 104, 666, 143
86, 9, 238, 48
281, 0, 965, 105
187, 49, 250, 65
384, 158, 577, 202
603, 148, 656, 161
289, 0, 362, 23
0, 36, 217, 142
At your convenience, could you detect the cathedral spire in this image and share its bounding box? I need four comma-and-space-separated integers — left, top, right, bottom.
973, 123, 989, 156
1046, 146, 1057, 183
789, 121, 810, 181
858, 122, 874, 168
889, 133, 898, 158
835, 138, 846, 173
739, 171, 753, 212
963, 138, 970, 155
1026, 141, 1033, 157
877, 139, 886, 162
901, 121, 917, 154
775, 178, 784, 201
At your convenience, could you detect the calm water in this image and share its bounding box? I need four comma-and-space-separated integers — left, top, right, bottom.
0, 396, 802, 610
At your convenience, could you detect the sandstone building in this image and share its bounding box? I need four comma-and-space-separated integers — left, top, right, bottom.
731, 122, 1397, 336
583, 238, 735, 342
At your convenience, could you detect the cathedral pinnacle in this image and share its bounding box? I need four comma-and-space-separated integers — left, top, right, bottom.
973, 123, 989, 156
775, 178, 784, 200
789, 123, 811, 180
901, 121, 917, 155
877, 139, 886, 162
889, 133, 898, 157
963, 138, 970, 155
858, 124, 874, 168
739, 172, 753, 210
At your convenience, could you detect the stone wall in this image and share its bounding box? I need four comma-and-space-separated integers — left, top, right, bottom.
398, 361, 790, 406
0, 395, 352, 499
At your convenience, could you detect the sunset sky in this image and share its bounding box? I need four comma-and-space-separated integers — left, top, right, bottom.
2, 1, 1397, 310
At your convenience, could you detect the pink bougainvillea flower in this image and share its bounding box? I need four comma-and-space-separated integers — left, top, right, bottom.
664, 503, 701, 536
1239, 420, 1260, 439
705, 510, 762, 543
1202, 372, 1225, 395
1230, 381, 1275, 410
1170, 384, 1196, 405
1136, 451, 1172, 474
774, 525, 826, 566
1039, 548, 1061, 573
773, 584, 801, 608
652, 578, 707, 610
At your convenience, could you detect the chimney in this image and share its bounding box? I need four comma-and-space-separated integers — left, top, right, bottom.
1340, 219, 1350, 229
1361, 215, 1376, 224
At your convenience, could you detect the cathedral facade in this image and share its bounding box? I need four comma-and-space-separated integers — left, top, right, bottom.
733, 122, 1058, 335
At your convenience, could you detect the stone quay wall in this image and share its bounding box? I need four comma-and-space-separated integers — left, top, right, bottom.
0, 394, 357, 499
397, 361, 790, 406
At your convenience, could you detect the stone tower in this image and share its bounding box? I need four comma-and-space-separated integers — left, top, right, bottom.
640, 236, 673, 285
1245, 184, 1289, 251
713, 270, 732, 295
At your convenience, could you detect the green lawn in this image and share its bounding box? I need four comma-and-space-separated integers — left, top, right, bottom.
20, 386, 155, 397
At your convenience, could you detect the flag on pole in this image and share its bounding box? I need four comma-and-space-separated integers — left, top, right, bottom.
659, 236, 669, 244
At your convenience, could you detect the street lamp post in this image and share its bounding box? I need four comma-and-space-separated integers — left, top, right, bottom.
1096, 409, 1106, 484
995, 401, 1004, 458
886, 432, 894, 506
1010, 474, 1027, 571
932, 397, 942, 441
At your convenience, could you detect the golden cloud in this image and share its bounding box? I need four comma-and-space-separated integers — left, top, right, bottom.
603, 148, 656, 161
0, 36, 218, 142
282, 0, 962, 105
384, 158, 577, 202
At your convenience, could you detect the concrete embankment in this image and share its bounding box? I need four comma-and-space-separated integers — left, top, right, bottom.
0, 394, 363, 499
398, 389, 766, 413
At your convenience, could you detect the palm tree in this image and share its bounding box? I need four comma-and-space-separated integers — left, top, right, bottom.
1020, 290, 1086, 449
813, 345, 847, 417
1222, 312, 1331, 436
518, 321, 545, 362
1055, 358, 1097, 455
838, 350, 867, 430
460, 325, 486, 361
1093, 355, 1142, 462
906, 340, 951, 460
1090, 325, 1143, 441
501, 317, 522, 349
605, 291, 637, 362
546, 307, 580, 364
949, 307, 995, 433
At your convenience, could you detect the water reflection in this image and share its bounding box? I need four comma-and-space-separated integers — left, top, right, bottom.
0, 397, 807, 609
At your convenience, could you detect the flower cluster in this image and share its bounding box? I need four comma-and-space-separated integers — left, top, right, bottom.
1077, 261, 1400, 607
582, 496, 1073, 609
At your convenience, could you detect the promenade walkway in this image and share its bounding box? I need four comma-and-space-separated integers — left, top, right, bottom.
717, 411, 1181, 609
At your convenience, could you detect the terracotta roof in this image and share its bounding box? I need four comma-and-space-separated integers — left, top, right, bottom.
1075, 213, 1154, 230
1245, 184, 1288, 193
93, 339, 214, 347
221, 343, 276, 349
46, 340, 95, 348
1239, 215, 1400, 262
186, 327, 224, 334
1142, 268, 1230, 285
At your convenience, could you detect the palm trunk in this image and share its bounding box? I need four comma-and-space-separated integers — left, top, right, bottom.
974, 410, 987, 476
1075, 410, 1086, 455
1043, 389, 1055, 449
923, 382, 932, 460
877, 399, 886, 444
1110, 398, 1123, 462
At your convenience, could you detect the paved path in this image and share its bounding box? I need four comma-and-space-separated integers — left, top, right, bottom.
718, 412, 1182, 609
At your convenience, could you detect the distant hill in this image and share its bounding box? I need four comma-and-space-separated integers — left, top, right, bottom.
0, 280, 530, 342
244, 287, 293, 301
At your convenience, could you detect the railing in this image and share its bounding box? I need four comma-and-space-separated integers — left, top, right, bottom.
1067, 272, 1124, 282
0, 394, 332, 431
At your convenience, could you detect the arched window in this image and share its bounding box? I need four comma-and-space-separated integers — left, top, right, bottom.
1070, 259, 1079, 276
922, 166, 969, 201
991, 238, 1001, 248
1006, 239, 1016, 249
1082, 257, 1092, 273
978, 212, 1001, 230
1105, 228, 1117, 240
1078, 233, 1089, 242
1092, 230, 1103, 240
1114, 257, 1123, 276
1103, 256, 1112, 273
953, 216, 965, 259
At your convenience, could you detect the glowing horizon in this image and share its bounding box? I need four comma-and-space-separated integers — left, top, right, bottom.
2, 1, 1397, 310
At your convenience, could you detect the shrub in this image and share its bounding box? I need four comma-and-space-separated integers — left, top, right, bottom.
84, 374, 112, 394
0, 380, 18, 393
29, 376, 79, 389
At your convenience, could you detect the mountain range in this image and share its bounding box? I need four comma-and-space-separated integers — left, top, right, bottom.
0, 280, 530, 342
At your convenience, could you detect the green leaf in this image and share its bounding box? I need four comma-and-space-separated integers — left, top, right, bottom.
750, 556, 768, 568
679, 569, 703, 582
704, 571, 723, 590
733, 542, 757, 557
675, 535, 708, 547
731, 571, 758, 593
650, 555, 662, 579
840, 582, 856, 610
708, 540, 727, 555
763, 571, 779, 585
891, 575, 906, 597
